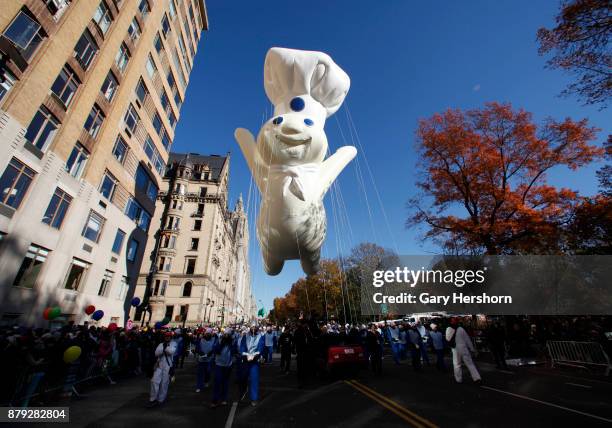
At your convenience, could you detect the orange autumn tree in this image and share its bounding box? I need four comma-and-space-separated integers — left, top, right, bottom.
407, 102, 603, 255
272, 259, 348, 322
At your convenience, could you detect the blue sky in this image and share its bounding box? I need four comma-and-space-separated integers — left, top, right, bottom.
172, 1, 610, 310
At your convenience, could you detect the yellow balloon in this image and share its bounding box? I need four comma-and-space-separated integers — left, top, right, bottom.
63, 345, 82, 364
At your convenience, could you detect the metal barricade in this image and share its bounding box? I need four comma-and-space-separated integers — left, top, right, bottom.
547, 341, 611, 376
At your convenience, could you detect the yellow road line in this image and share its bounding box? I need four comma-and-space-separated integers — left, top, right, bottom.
346, 380, 439, 428
344, 380, 425, 427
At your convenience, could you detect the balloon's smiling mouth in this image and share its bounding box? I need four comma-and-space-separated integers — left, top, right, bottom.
276, 133, 312, 146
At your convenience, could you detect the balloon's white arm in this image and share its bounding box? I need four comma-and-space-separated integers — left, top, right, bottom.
234, 128, 268, 194
318, 146, 357, 198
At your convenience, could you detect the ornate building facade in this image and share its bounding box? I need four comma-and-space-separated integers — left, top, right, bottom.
131, 153, 255, 326
0, 0, 208, 326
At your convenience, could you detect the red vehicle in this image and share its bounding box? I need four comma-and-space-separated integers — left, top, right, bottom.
319, 344, 367, 376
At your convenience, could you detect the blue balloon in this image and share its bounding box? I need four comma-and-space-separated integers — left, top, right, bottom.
131, 297, 141, 307
91, 310, 104, 321
154, 321, 163, 329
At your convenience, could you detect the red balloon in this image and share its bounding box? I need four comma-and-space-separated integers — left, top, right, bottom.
43, 308, 52, 320
85, 305, 96, 315
108, 322, 118, 332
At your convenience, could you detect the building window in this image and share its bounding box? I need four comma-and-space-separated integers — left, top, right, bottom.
117, 275, 129, 300
24, 106, 59, 151
161, 14, 171, 37
185, 258, 196, 275
136, 165, 158, 202
169, 0, 177, 18
112, 136, 128, 163
193, 219, 202, 231
125, 197, 151, 231
115, 43, 130, 73
43, 0, 70, 18
200, 187, 207, 197
158, 256, 171, 272
152, 112, 163, 135
112, 229, 125, 254
124, 103, 139, 133
165, 305, 173, 319
73, 29, 98, 70
42, 187, 72, 229
145, 54, 157, 79
50, 65, 80, 108
0, 158, 36, 209
171, 199, 182, 210
166, 215, 180, 230
98, 270, 113, 296
64, 258, 90, 291
93, 1, 113, 35
135, 77, 148, 103
65, 143, 89, 178
101, 71, 118, 101
197, 203, 204, 214
182, 281, 192, 297
127, 17, 141, 42
138, 0, 150, 19
160, 233, 175, 249
0, 67, 17, 102
83, 104, 105, 138
3, 10, 45, 62
190, 238, 199, 250
12, 244, 48, 289
99, 171, 117, 200
82, 210, 105, 242
127, 238, 139, 262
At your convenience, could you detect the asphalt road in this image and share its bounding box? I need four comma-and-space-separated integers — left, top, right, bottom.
43, 353, 612, 428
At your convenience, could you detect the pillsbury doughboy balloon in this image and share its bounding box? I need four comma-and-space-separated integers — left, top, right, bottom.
235, 47, 356, 276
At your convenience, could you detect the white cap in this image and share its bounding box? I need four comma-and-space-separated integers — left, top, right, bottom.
264, 47, 350, 125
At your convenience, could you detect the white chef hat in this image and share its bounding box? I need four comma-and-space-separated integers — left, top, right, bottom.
264, 47, 350, 125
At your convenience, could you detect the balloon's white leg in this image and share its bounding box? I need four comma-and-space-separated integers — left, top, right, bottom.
300, 249, 321, 276
263, 250, 285, 276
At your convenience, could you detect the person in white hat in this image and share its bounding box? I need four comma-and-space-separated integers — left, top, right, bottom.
235, 47, 356, 276
239, 324, 264, 406
446, 318, 481, 384
148, 331, 176, 408
429, 323, 446, 370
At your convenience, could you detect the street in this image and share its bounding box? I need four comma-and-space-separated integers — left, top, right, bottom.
45, 353, 612, 428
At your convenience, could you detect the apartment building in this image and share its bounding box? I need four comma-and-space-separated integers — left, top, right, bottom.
131, 153, 256, 327
0, 0, 208, 327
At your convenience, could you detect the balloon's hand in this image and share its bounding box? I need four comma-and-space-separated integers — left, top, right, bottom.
234, 128, 267, 192
319, 146, 357, 197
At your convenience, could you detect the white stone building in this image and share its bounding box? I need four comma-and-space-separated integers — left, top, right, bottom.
131, 153, 256, 327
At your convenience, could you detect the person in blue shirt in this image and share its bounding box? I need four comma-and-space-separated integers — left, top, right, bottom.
263, 326, 275, 364
239, 324, 264, 406
210, 329, 235, 408
196, 328, 217, 392
429, 323, 446, 370
385, 322, 401, 365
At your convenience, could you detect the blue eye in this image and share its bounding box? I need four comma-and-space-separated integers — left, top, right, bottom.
304, 118, 314, 126
290, 97, 305, 112
272, 116, 283, 125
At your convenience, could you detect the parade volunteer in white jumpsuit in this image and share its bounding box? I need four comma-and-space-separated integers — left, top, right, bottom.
445, 319, 481, 383
149, 332, 176, 406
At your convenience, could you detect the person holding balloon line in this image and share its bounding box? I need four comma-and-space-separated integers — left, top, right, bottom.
239, 324, 264, 406
148, 332, 176, 408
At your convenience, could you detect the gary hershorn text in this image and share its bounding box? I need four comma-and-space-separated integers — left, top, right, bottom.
372, 292, 512, 305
